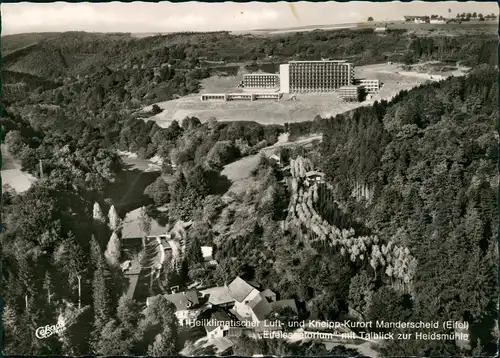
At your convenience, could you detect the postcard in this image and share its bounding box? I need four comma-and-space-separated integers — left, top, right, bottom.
1, 1, 498, 356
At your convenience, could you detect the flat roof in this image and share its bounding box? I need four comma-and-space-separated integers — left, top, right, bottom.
339, 85, 362, 89
202, 93, 281, 97
289, 60, 348, 63
243, 73, 278, 76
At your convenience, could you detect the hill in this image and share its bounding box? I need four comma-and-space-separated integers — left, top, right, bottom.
2, 26, 496, 83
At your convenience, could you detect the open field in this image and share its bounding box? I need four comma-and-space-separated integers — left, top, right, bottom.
221, 134, 322, 197
144, 62, 468, 127
250, 19, 496, 36
1, 144, 37, 192
119, 150, 162, 172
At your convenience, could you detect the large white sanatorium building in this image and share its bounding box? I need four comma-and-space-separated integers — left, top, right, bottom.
279, 60, 355, 93
199, 59, 381, 101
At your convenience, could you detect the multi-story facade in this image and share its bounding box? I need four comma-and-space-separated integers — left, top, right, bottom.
279, 60, 355, 93
243, 73, 280, 89
200, 93, 282, 102
338, 85, 363, 102
358, 79, 380, 93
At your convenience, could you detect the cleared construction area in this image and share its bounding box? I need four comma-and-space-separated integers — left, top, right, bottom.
144, 62, 469, 127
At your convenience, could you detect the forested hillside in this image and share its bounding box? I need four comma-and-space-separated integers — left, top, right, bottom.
2, 29, 497, 83
175, 65, 498, 356
320, 65, 498, 355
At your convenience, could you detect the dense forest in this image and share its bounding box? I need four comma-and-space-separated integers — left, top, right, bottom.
1, 28, 498, 356
3, 28, 497, 83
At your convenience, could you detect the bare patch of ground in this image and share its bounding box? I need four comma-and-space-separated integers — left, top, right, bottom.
1, 144, 37, 192
145, 62, 466, 127
248, 20, 496, 37
222, 134, 322, 198
119, 150, 162, 172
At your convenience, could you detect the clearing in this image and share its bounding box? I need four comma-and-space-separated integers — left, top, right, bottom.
144, 62, 468, 127
1, 144, 37, 192
221, 134, 322, 197
118, 150, 162, 172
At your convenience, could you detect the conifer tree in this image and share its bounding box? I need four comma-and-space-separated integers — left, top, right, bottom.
43, 271, 54, 304
93, 202, 106, 223
186, 237, 204, 265
90, 235, 102, 266
104, 232, 121, 267
92, 253, 112, 342
65, 232, 87, 309
108, 205, 121, 232
138, 206, 152, 236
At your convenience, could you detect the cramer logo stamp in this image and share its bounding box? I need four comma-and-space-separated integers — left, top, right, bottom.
35, 323, 66, 339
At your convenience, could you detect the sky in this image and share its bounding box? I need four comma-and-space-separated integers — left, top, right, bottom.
2, 1, 498, 35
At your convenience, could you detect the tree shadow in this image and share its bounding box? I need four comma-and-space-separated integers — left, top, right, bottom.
104, 166, 159, 217
204, 171, 232, 196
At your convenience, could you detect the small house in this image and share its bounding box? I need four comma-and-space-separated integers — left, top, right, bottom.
247, 293, 273, 323
211, 337, 235, 354
149, 290, 208, 326
200, 285, 235, 308
204, 309, 233, 340
305, 171, 325, 183
268, 153, 281, 165
201, 246, 218, 266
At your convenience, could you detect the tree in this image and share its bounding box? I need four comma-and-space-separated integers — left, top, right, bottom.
367, 17, 374, 22
471, 338, 484, 356
43, 271, 54, 304
135, 295, 179, 353
116, 294, 140, 328
147, 325, 178, 356
10, 186, 59, 246
92, 253, 112, 343
186, 236, 204, 265
104, 232, 121, 266
4, 130, 24, 157
151, 104, 163, 115
95, 319, 133, 355
348, 270, 375, 315
54, 232, 87, 309
206, 141, 240, 170
15, 247, 34, 310
57, 302, 92, 355
138, 206, 152, 236
144, 177, 170, 206
90, 235, 102, 266
108, 205, 121, 232
93, 202, 106, 223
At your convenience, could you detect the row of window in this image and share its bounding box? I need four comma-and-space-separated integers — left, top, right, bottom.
290, 71, 354, 76
290, 65, 353, 68
244, 81, 279, 84
290, 82, 350, 86
290, 87, 348, 90
290, 76, 352, 80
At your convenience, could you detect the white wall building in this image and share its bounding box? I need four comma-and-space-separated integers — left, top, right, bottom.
279, 64, 290, 94
358, 79, 380, 93
279, 60, 354, 94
